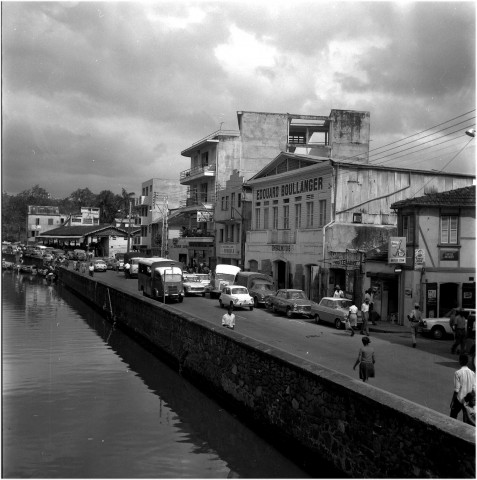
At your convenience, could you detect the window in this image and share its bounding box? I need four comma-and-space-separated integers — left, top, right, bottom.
221, 197, 225, 210
306, 202, 314, 227
283, 205, 289, 229
238, 193, 242, 207
441, 215, 458, 244
201, 152, 209, 166
403, 215, 415, 243
295, 203, 302, 228
319, 200, 326, 226
36, 218, 40, 225
231, 192, 235, 207
225, 196, 229, 210
255, 208, 261, 229
263, 208, 269, 229
48, 218, 54, 225
272, 207, 278, 229
220, 229, 224, 243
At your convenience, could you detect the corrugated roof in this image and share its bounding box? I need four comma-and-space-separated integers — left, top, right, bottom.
391, 185, 475, 209
37, 224, 129, 237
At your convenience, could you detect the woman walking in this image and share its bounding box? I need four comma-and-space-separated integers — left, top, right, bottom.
353, 336, 375, 382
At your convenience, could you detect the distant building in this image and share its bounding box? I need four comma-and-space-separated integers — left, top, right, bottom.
65, 207, 101, 226
26, 205, 67, 242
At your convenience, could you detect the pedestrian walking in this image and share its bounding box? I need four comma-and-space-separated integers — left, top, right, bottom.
88, 262, 94, 277
222, 305, 235, 329
353, 336, 375, 382
360, 299, 370, 335
333, 285, 344, 298
450, 354, 476, 424
451, 308, 468, 354
124, 262, 131, 278
346, 304, 358, 336
407, 303, 422, 348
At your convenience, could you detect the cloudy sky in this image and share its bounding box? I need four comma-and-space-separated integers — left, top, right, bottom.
2, 1, 475, 202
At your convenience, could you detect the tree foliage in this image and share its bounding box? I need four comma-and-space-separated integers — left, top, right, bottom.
2, 185, 136, 242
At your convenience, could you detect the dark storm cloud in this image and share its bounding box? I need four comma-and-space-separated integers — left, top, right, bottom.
2, 1, 475, 198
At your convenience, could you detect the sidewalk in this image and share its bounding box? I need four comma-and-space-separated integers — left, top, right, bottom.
369, 321, 408, 334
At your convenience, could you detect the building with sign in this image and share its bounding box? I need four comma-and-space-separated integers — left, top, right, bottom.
214, 170, 252, 267
245, 151, 474, 313
391, 185, 476, 323
173, 110, 351, 268
26, 206, 67, 242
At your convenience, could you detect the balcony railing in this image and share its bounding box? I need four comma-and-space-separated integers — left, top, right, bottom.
180, 164, 216, 182
179, 192, 216, 208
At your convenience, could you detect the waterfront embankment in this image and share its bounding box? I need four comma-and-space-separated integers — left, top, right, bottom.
58, 267, 476, 478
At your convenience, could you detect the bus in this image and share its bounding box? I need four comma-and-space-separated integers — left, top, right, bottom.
209, 264, 241, 299
137, 258, 184, 302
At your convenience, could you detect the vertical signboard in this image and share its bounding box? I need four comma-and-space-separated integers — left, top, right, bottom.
388, 237, 406, 264
426, 283, 438, 318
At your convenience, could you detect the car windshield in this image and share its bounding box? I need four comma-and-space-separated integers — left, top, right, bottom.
287, 291, 306, 300
336, 300, 352, 309
185, 276, 200, 282
253, 282, 273, 291
231, 287, 248, 295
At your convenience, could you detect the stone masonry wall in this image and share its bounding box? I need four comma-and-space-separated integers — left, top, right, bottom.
59, 269, 475, 478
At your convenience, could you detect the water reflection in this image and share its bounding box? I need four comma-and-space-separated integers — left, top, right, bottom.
2, 272, 311, 478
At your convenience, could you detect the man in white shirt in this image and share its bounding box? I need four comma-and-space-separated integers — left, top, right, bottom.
360, 299, 370, 336
450, 354, 476, 424
222, 306, 236, 330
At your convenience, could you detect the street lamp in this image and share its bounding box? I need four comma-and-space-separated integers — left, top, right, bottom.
465, 128, 476, 138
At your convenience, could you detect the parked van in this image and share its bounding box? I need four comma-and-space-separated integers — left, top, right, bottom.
209, 264, 241, 299
235, 272, 275, 308
137, 257, 184, 302
124, 253, 149, 278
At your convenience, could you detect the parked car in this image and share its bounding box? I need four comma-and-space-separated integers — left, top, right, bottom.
311, 297, 363, 330
195, 273, 211, 292
419, 308, 476, 340
234, 272, 275, 308
93, 259, 108, 272
219, 285, 254, 311
265, 289, 315, 318
106, 257, 116, 269
183, 274, 206, 297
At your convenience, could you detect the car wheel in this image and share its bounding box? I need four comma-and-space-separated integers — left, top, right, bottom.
230, 302, 234, 309
272, 304, 277, 313
335, 318, 342, 330
202, 293, 205, 297
219, 299, 224, 308
431, 326, 446, 340
250, 306, 254, 311
314, 314, 320, 323
178, 296, 183, 303
254, 297, 258, 308
286, 308, 293, 318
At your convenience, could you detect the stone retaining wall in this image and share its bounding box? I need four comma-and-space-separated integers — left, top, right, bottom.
59, 269, 475, 478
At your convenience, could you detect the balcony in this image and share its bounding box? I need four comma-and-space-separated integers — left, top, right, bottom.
180, 164, 216, 185
179, 192, 216, 209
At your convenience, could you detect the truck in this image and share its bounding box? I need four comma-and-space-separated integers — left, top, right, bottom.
234, 272, 276, 308
209, 264, 241, 299
137, 258, 184, 302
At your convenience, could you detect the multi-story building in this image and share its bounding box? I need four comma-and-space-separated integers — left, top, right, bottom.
389, 185, 475, 323
26, 205, 67, 241
65, 207, 100, 226
173, 109, 369, 268
214, 170, 252, 267
245, 152, 474, 323
134, 178, 186, 253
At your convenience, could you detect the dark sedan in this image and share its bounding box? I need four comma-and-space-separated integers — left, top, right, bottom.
265, 289, 316, 318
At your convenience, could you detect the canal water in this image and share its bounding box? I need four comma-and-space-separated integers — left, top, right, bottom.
2, 271, 310, 478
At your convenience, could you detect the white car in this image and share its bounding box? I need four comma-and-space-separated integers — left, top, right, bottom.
183, 274, 206, 297
219, 285, 254, 311
419, 308, 476, 340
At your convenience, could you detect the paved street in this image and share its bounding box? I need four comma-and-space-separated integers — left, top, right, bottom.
83, 268, 472, 418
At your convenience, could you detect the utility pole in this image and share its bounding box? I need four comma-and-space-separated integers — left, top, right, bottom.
127, 200, 132, 253
161, 196, 168, 258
